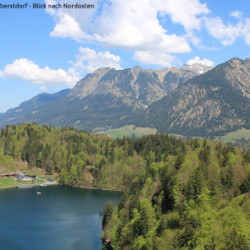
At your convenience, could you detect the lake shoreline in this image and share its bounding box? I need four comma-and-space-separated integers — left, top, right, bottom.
78, 185, 123, 192
0, 181, 59, 190
0, 185, 16, 189
0, 183, 123, 193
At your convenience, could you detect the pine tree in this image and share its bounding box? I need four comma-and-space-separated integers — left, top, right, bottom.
102, 201, 113, 229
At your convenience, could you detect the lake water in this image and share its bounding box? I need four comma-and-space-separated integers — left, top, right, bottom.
0, 185, 122, 250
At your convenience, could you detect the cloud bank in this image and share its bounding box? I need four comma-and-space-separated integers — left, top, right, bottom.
45, 0, 212, 66
0, 58, 78, 87
45, 0, 250, 68
3, 1, 249, 88
0, 48, 122, 86
73, 47, 122, 73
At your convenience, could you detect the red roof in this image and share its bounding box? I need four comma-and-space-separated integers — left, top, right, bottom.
106, 238, 111, 243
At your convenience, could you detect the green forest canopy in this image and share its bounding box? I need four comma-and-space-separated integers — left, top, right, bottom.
0, 123, 249, 249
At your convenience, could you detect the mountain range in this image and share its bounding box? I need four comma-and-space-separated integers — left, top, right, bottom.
137, 57, 250, 136
0, 57, 249, 137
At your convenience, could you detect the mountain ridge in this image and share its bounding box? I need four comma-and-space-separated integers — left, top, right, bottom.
0, 89, 70, 126
137, 57, 250, 136
0, 58, 248, 137
0, 63, 209, 130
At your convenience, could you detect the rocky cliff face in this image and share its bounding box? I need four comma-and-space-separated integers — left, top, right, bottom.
68, 64, 210, 109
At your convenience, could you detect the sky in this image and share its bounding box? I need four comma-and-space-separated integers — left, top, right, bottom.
0, 0, 249, 112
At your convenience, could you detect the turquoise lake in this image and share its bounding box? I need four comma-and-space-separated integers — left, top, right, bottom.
0, 185, 122, 250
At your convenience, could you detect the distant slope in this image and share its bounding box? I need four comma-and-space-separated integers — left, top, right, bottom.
138, 58, 250, 136
27, 93, 135, 131
0, 89, 70, 128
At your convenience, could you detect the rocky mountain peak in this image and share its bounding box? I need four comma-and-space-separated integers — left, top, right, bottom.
244, 57, 250, 67
89, 67, 112, 80
140, 57, 250, 136
222, 57, 250, 98
68, 63, 201, 106
132, 65, 142, 71
71, 67, 112, 98
131, 65, 143, 78
226, 57, 243, 67
182, 63, 213, 74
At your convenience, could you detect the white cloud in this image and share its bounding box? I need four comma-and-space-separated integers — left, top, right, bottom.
45, 0, 97, 42
0, 58, 78, 87
185, 31, 202, 47
50, 13, 88, 42
204, 17, 243, 45
243, 18, 250, 46
133, 51, 176, 67
44, 0, 250, 69
91, 0, 191, 52
45, 0, 193, 61
0, 49, 122, 89
155, 0, 210, 30
230, 10, 243, 19
204, 14, 250, 47
187, 56, 214, 66
72, 47, 122, 73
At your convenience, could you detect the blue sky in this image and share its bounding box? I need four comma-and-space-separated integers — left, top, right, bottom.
0, 0, 249, 112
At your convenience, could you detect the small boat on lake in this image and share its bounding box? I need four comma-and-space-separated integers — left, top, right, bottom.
39, 183, 47, 187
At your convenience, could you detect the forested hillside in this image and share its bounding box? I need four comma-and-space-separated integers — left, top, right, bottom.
0, 124, 249, 249
103, 140, 250, 249
0, 124, 184, 190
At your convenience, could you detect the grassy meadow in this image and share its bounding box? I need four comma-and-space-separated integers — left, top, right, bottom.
217, 128, 250, 143
103, 125, 157, 138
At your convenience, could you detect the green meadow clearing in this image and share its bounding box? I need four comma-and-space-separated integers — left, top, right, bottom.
217, 128, 250, 143
103, 125, 157, 138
